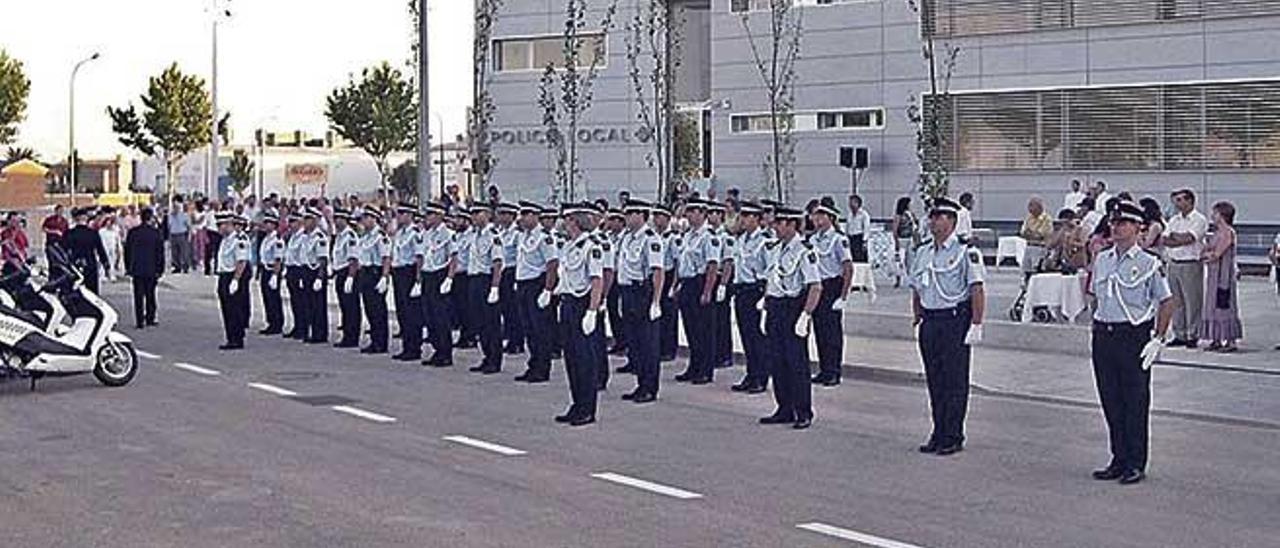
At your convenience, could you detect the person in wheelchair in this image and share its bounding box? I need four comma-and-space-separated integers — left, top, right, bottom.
1009, 209, 1089, 322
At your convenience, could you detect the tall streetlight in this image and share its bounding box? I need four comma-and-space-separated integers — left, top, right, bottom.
416, 0, 433, 203
209, 0, 232, 198
69, 52, 101, 206
432, 112, 446, 198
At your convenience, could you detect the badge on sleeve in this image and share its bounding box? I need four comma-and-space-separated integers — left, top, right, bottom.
807, 251, 817, 264
650, 243, 661, 253
710, 237, 721, 248
591, 248, 602, 259
967, 248, 981, 264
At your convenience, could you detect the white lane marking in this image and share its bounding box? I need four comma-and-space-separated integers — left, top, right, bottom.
330, 405, 398, 424
136, 350, 161, 360
172, 362, 221, 376
589, 472, 703, 500
797, 523, 925, 548
247, 383, 298, 397
442, 435, 527, 456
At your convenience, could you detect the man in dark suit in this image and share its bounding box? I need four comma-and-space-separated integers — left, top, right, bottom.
124, 207, 165, 328
64, 207, 109, 294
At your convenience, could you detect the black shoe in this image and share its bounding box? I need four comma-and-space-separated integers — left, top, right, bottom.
746, 384, 768, 394
936, 442, 964, 456
360, 347, 386, 355
715, 359, 734, 369
690, 376, 712, 385
1118, 469, 1145, 485
632, 392, 656, 404
1092, 466, 1124, 481
554, 411, 577, 424
820, 377, 841, 387
146, 320, 158, 327
792, 419, 812, 430
525, 375, 550, 384
615, 365, 635, 374
674, 371, 693, 382
513, 373, 532, 382
259, 329, 281, 336
468, 365, 486, 372
422, 358, 453, 368
569, 414, 595, 427
480, 365, 502, 375
621, 390, 639, 401
918, 441, 941, 454
1168, 339, 1187, 348
392, 353, 420, 362
305, 339, 328, 345
1183, 340, 1198, 349
759, 414, 793, 425
218, 343, 244, 351
334, 342, 358, 349
136, 323, 145, 329
730, 380, 751, 392
811, 373, 831, 384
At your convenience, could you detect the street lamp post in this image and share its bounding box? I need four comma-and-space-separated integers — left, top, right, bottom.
210, 0, 232, 198
417, 0, 433, 203
69, 52, 101, 206
433, 112, 446, 198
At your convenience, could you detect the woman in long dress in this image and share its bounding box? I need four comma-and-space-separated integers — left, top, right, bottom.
1201, 201, 1242, 352
888, 196, 919, 288
98, 213, 123, 282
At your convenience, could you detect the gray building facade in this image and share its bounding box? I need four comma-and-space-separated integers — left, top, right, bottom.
489, 0, 1280, 222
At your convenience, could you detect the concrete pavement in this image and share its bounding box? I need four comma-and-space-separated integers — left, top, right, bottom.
0, 279, 1275, 547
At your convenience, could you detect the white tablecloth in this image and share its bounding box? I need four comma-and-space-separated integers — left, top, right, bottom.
996, 236, 1027, 268
1022, 272, 1088, 323
867, 229, 897, 277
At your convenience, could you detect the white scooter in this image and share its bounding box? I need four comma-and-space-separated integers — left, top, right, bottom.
0, 248, 137, 390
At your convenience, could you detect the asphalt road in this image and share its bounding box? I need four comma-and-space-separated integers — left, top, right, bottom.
0, 283, 1276, 548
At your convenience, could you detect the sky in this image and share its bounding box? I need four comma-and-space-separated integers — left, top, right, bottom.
3, 0, 473, 161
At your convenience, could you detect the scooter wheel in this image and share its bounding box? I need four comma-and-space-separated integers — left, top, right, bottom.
94, 342, 138, 387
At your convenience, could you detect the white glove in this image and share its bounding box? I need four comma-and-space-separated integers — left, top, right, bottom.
268, 274, 279, 291
760, 310, 768, 335
409, 282, 421, 298
1140, 337, 1164, 371
537, 289, 552, 309
375, 276, 388, 294
487, 286, 499, 304
312, 278, 323, 292
832, 297, 846, 312
440, 277, 453, 295
343, 276, 354, 294
228, 279, 239, 295
794, 311, 811, 338
964, 323, 984, 346
756, 298, 765, 312
649, 301, 662, 321
582, 309, 598, 336
715, 285, 727, 303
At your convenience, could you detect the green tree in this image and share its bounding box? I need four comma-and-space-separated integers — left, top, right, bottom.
0, 49, 32, 146
227, 149, 254, 196
325, 62, 417, 205
4, 146, 38, 166
107, 63, 213, 206
389, 160, 418, 202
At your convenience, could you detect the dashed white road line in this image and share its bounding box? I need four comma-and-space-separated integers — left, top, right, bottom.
172, 362, 221, 376
136, 350, 161, 360
331, 405, 398, 424
442, 435, 527, 456
589, 472, 703, 500
796, 523, 925, 548
247, 382, 298, 397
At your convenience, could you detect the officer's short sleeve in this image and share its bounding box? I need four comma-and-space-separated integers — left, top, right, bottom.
722, 235, 737, 262
587, 245, 605, 279
966, 247, 986, 286
541, 234, 559, 262
837, 234, 852, 263
904, 252, 923, 292
646, 234, 664, 269
379, 236, 392, 259
491, 236, 505, 264
235, 238, 251, 262
1150, 266, 1173, 304
705, 235, 721, 263
800, 249, 821, 285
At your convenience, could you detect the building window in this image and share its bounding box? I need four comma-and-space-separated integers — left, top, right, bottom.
922, 0, 1280, 38
817, 108, 886, 130
731, 113, 795, 133
493, 33, 606, 72
732, 0, 875, 12
930, 80, 1280, 172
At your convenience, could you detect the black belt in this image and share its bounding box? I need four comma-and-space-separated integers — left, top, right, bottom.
735, 281, 765, 290
1093, 320, 1153, 334
1170, 259, 1199, 264
920, 304, 971, 319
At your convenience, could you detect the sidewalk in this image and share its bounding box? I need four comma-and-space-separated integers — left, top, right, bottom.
130, 272, 1280, 426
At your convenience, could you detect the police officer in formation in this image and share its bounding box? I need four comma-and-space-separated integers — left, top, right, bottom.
674, 199, 721, 385
808, 197, 854, 387
357, 209, 392, 354
555, 202, 606, 426
419, 201, 457, 367
283, 212, 309, 340
615, 199, 665, 403
908, 197, 987, 456
730, 202, 770, 394
301, 208, 330, 344
391, 204, 425, 361
602, 209, 627, 357
496, 203, 525, 355
451, 210, 479, 349
512, 201, 560, 383
216, 212, 252, 350
332, 208, 362, 348
256, 211, 285, 335
592, 208, 618, 389
539, 206, 566, 359
652, 205, 680, 362
1088, 199, 1174, 485
466, 204, 506, 373
708, 202, 735, 370
758, 205, 822, 429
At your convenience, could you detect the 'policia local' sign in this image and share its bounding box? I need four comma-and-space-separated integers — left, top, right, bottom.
491, 126, 652, 147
